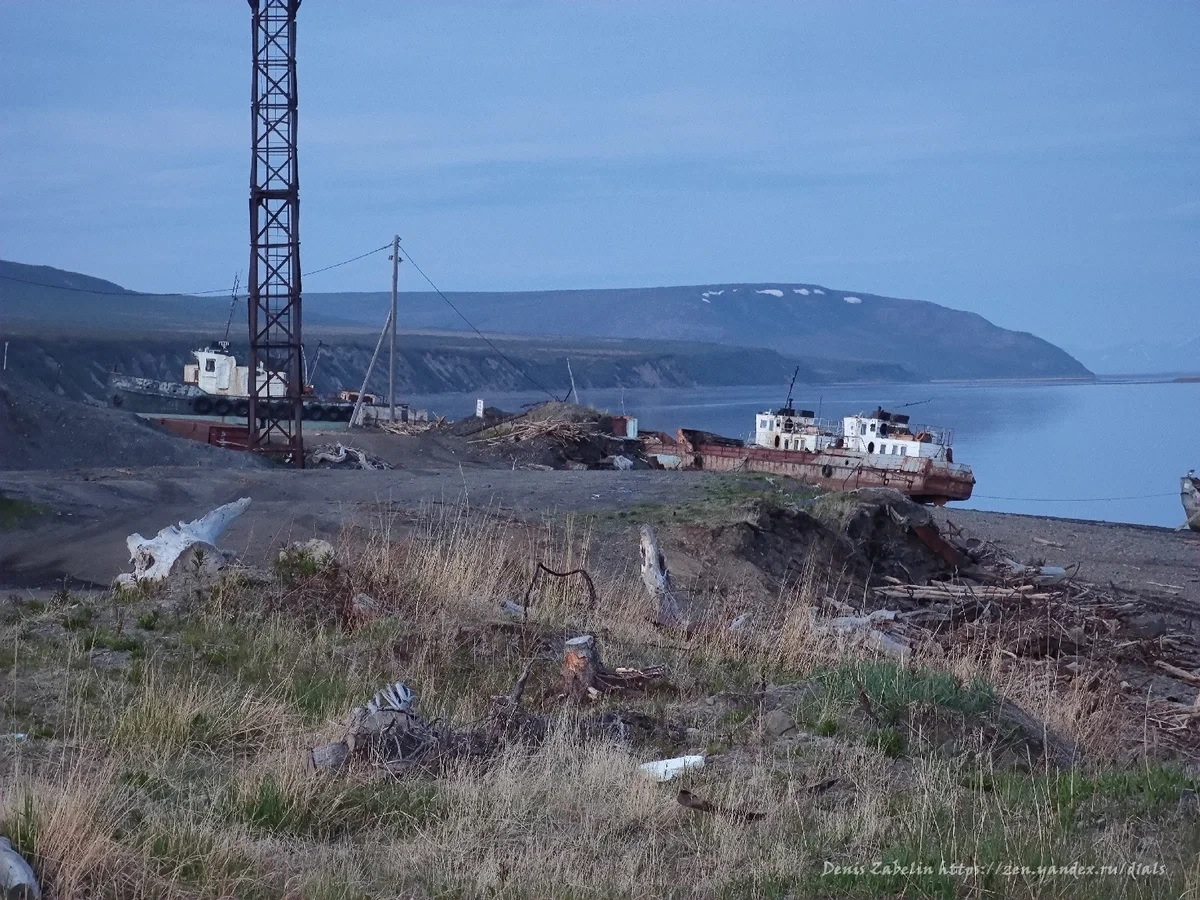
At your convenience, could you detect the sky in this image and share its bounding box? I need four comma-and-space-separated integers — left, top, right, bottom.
1, 1, 1197, 357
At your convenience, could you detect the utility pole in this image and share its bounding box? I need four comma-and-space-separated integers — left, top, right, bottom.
389, 233, 400, 421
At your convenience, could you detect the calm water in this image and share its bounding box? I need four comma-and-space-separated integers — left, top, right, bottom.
404, 380, 1198, 528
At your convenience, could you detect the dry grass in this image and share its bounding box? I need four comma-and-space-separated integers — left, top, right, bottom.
2, 498, 1199, 898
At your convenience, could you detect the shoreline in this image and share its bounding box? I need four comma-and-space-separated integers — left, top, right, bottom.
2, 462, 1196, 607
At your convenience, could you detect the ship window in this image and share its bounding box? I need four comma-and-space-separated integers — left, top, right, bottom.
899, 446, 906, 456
859, 424, 866, 435
867, 441, 875, 453
869, 423, 876, 432
204, 359, 216, 372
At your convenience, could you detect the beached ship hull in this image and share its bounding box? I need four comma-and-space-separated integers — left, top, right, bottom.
643, 424, 975, 504
693, 442, 975, 503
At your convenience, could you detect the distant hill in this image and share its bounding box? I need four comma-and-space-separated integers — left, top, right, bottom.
1074, 336, 1200, 376
302, 283, 1092, 381
1, 260, 1093, 382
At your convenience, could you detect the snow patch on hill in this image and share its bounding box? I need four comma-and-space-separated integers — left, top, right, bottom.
756, 289, 784, 298
793, 288, 810, 295
843, 296, 862, 304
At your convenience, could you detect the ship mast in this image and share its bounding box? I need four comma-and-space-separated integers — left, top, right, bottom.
782, 365, 799, 414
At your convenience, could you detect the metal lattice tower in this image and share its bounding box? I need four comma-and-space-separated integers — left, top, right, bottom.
248, 0, 304, 464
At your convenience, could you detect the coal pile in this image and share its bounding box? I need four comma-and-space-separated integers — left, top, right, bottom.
0, 375, 264, 471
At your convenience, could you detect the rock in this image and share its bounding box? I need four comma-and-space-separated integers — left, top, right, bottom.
282, 538, 334, 567
165, 541, 226, 580
762, 681, 821, 711
729, 612, 754, 632
351, 592, 378, 616
499, 599, 525, 619
0, 836, 40, 900
311, 740, 350, 772
764, 708, 797, 738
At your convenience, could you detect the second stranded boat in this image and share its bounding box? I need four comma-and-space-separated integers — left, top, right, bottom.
107, 341, 373, 422
649, 400, 975, 504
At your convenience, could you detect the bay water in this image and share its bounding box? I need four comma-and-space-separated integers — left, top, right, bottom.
404, 379, 1198, 528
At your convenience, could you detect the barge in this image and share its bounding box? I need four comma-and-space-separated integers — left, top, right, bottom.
107, 341, 376, 422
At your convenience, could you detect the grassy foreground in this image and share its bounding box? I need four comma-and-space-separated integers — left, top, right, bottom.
1, 499, 1198, 899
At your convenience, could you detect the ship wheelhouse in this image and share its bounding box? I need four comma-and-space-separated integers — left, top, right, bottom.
183, 341, 286, 399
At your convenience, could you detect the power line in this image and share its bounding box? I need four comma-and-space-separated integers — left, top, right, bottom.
398, 240, 563, 402
0, 243, 391, 298
300, 243, 392, 278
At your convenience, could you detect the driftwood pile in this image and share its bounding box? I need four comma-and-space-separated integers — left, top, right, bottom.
469, 419, 595, 447
379, 416, 446, 436
835, 512, 1200, 757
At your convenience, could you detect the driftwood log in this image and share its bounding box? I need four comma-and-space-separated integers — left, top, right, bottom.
997, 699, 1080, 768
639, 525, 683, 626
116, 497, 250, 586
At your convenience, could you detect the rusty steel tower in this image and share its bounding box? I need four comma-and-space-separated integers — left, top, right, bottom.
247, 0, 304, 464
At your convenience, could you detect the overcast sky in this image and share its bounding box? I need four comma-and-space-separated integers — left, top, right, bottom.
2, 1, 1197, 354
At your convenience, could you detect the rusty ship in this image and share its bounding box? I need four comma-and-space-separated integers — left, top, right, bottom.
1182, 471, 1200, 531
643, 387, 975, 504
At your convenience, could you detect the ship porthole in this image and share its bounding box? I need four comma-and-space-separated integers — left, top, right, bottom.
867, 441, 875, 453
821, 464, 833, 478
110, 394, 123, 407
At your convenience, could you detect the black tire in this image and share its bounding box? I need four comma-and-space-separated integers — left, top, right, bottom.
194, 396, 213, 415
821, 464, 834, 478
213, 398, 232, 416
307, 405, 325, 421
233, 400, 249, 417
333, 406, 352, 422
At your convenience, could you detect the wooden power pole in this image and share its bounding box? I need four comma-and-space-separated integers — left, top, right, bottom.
389, 234, 400, 421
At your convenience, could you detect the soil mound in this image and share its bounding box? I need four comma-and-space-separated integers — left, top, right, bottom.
0, 375, 266, 471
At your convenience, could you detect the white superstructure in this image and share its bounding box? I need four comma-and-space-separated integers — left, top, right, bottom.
754, 406, 958, 463
183, 342, 286, 398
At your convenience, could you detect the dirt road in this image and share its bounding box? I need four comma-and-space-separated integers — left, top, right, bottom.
0, 465, 712, 588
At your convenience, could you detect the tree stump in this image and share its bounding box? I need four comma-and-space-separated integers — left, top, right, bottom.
561, 635, 602, 701
639, 525, 682, 625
